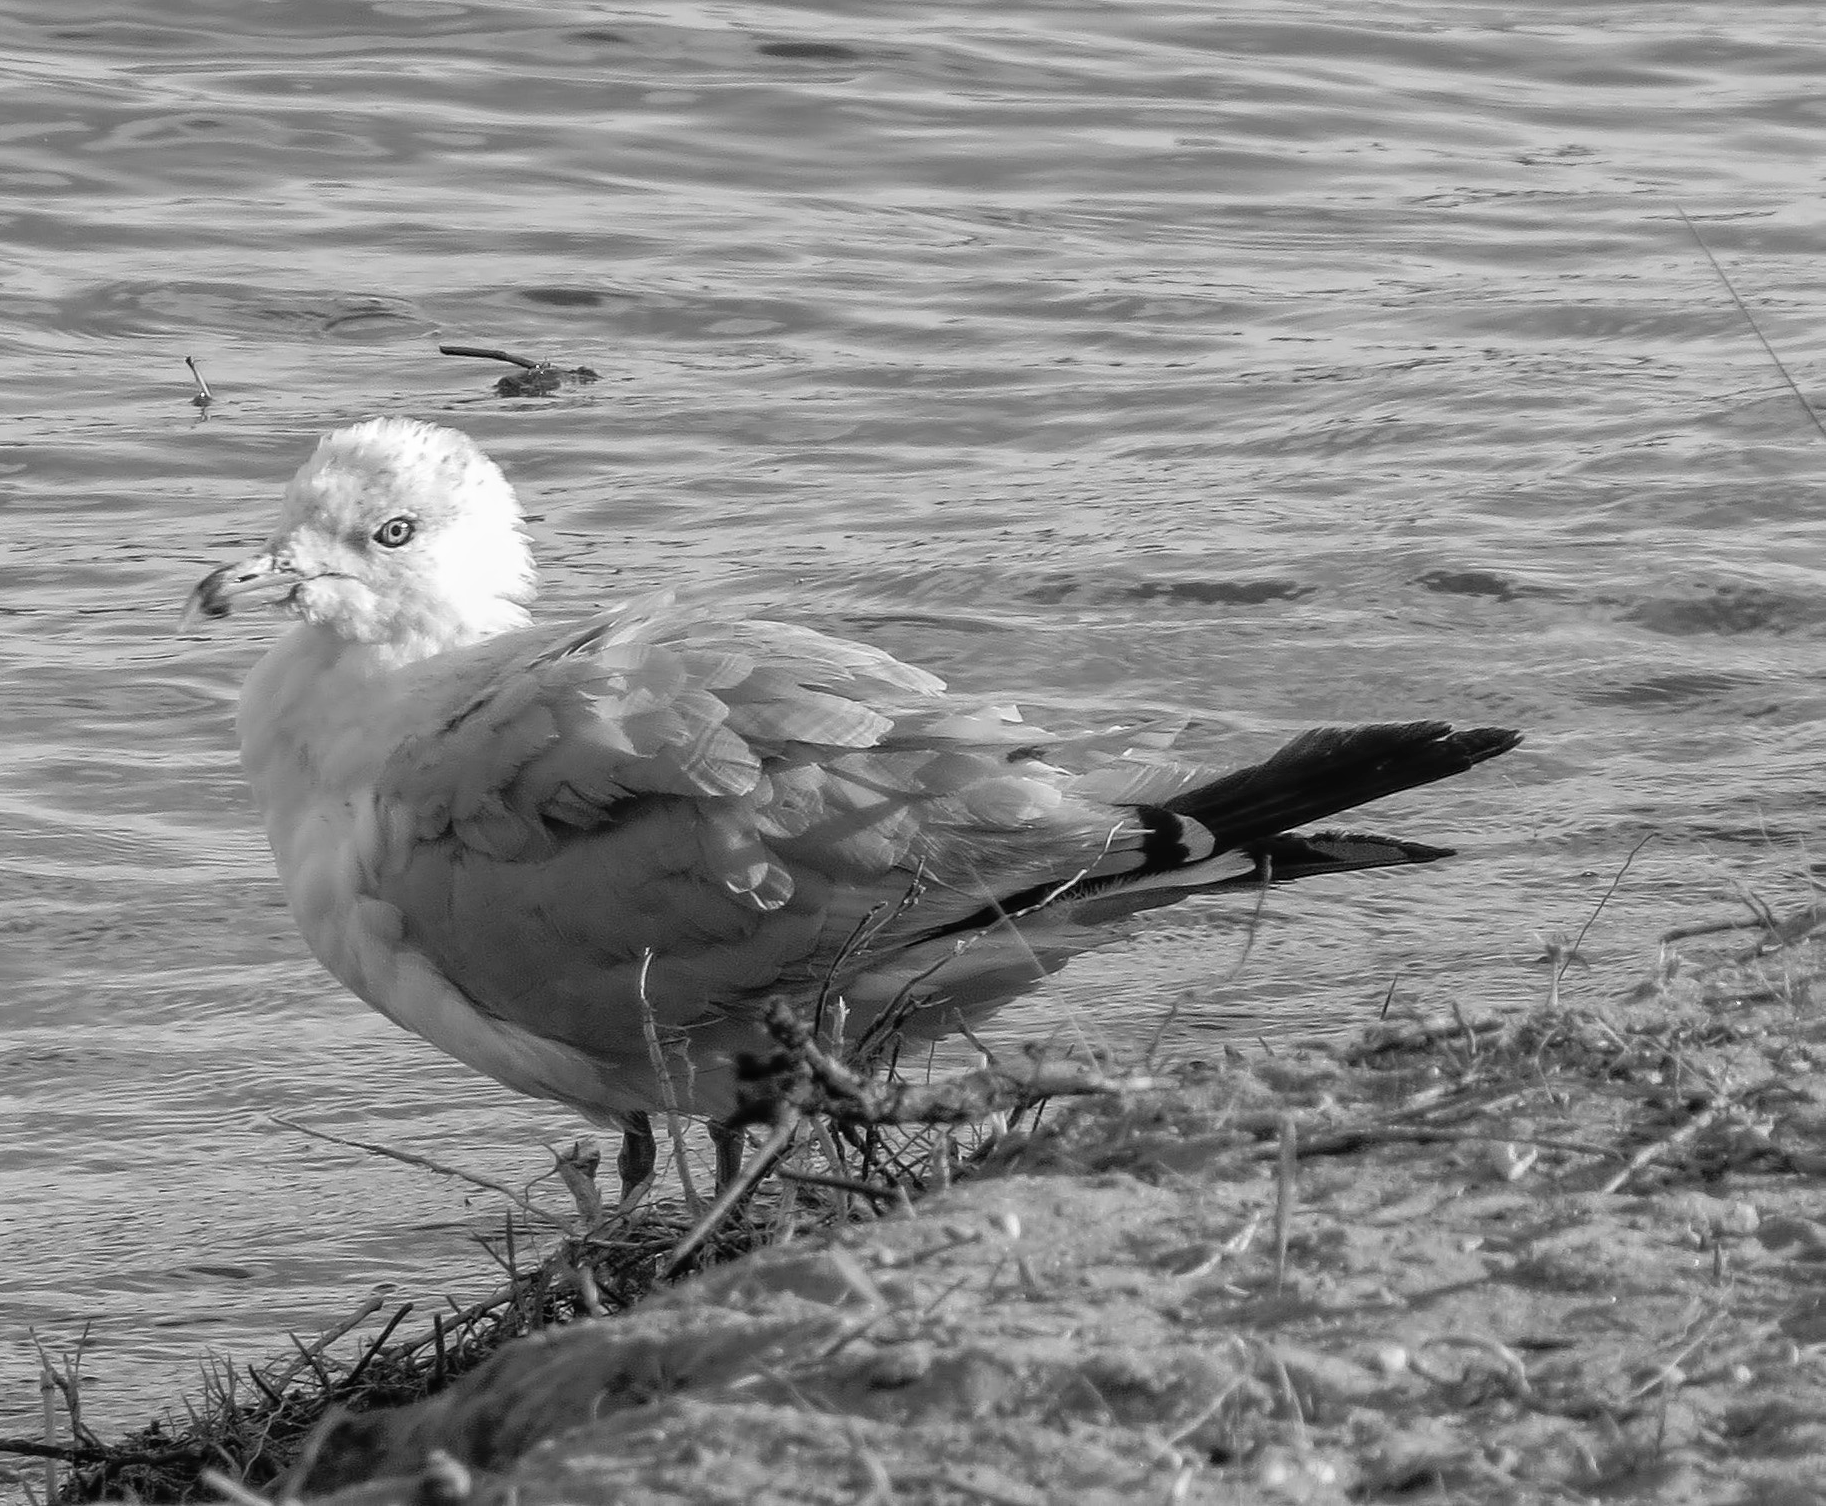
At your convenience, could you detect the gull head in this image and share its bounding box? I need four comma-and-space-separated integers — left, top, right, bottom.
182, 418, 536, 659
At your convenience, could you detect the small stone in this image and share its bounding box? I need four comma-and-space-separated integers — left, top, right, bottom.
1255, 1448, 1340, 1497
1255, 1451, 1294, 1489
1757, 1215, 1826, 1258
1715, 1201, 1761, 1238
863, 1340, 936, 1389
1492, 1142, 1539, 1181
416, 1449, 472, 1506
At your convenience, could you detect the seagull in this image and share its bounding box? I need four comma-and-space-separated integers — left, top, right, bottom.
184, 418, 1519, 1197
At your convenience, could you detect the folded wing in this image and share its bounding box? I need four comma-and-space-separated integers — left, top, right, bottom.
366, 599, 1152, 1104
362, 598, 1514, 1120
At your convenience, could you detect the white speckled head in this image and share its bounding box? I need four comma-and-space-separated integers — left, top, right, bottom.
186, 419, 537, 658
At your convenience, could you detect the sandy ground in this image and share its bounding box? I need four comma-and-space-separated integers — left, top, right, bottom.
256, 922, 1826, 1506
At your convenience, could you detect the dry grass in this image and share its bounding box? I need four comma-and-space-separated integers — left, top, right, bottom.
20, 1033, 1096, 1505
15, 890, 1826, 1504
26, 1171, 807, 1503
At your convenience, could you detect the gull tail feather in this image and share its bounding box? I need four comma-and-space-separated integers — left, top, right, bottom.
1067, 721, 1519, 924
1074, 829, 1463, 925
1163, 721, 1521, 850
934, 721, 1522, 937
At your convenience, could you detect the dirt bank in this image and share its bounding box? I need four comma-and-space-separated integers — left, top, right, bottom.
258, 919, 1826, 1506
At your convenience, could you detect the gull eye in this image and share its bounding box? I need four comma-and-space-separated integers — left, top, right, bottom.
372, 516, 416, 549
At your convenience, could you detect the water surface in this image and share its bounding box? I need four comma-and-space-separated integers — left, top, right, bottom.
5, 0, 1826, 1439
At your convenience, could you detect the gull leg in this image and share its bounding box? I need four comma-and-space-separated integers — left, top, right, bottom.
709, 1117, 747, 1189
616, 1110, 657, 1207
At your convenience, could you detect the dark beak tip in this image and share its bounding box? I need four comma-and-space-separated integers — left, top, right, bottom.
179, 565, 235, 631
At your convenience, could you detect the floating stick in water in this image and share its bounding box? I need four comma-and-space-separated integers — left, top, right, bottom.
438, 344, 541, 369
185, 356, 213, 415
439, 342, 601, 397
1676, 204, 1826, 443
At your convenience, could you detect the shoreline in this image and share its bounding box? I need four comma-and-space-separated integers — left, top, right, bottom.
34, 905, 1826, 1504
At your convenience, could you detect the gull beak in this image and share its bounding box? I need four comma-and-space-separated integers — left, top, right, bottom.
180, 551, 303, 630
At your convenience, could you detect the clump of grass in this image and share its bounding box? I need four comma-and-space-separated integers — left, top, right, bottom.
27, 1020, 1118, 1505
23, 884, 1826, 1505
38, 1192, 764, 1503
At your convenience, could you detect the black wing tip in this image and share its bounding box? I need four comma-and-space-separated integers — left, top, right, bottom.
1451, 725, 1523, 763
1350, 720, 1524, 771
1310, 829, 1458, 863
1414, 724, 1522, 779
1274, 720, 1522, 763
1284, 827, 1459, 868
1358, 720, 1521, 754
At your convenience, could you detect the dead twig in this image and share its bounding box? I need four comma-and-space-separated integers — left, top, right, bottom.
201, 1465, 273, 1506
1551, 834, 1654, 1004
39, 1359, 56, 1504
0, 1438, 197, 1467
271, 1116, 572, 1231
662, 1116, 800, 1278
264, 1295, 385, 1395
32, 1324, 101, 1452
1675, 204, 1826, 442
551, 1138, 605, 1228
438, 343, 599, 396
342, 1304, 414, 1390
1273, 1114, 1296, 1295
776, 1167, 899, 1205
742, 999, 1150, 1130
437, 344, 541, 369
637, 950, 702, 1213
1663, 899, 1826, 949
1344, 1015, 1506, 1061
1597, 1099, 1727, 1195
1285, 1124, 1621, 1163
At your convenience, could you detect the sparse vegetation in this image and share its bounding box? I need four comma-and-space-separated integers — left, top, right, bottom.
12, 894, 1826, 1503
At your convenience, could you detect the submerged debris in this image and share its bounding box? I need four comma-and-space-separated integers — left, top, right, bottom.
438, 344, 600, 397
184, 356, 213, 416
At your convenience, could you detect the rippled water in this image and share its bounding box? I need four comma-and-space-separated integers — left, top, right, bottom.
5, 0, 1826, 1441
